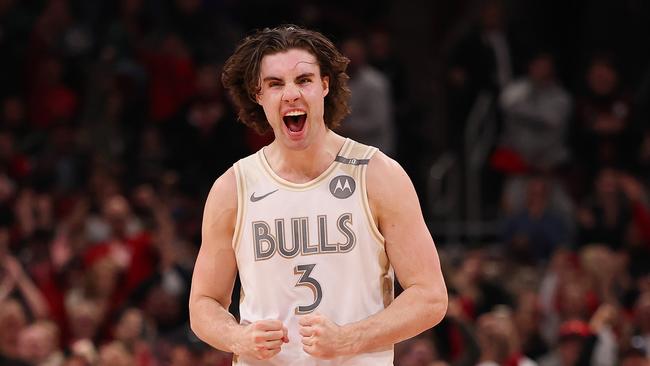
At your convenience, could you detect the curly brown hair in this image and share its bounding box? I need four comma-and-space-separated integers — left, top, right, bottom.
221, 25, 351, 134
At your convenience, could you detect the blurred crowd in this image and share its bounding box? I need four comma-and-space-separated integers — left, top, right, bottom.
397, 0, 650, 365
1, 0, 650, 365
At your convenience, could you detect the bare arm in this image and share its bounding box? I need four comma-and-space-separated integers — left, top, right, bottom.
4, 255, 50, 319
189, 168, 242, 350
347, 151, 448, 352
189, 168, 288, 359
300, 152, 448, 358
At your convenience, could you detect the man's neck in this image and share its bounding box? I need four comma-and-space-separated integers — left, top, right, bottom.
264, 130, 346, 183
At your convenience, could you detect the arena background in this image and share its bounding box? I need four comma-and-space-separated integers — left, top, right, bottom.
1, 0, 650, 365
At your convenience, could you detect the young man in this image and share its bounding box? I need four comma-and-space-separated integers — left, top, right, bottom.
189, 25, 447, 365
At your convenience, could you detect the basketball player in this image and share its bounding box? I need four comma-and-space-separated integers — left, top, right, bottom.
189, 25, 447, 365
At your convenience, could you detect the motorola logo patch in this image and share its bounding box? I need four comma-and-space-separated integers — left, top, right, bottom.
329, 175, 356, 199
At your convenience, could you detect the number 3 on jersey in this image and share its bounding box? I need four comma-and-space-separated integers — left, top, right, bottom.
294, 264, 322, 314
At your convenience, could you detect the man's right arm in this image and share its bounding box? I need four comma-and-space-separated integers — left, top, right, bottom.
189, 168, 288, 359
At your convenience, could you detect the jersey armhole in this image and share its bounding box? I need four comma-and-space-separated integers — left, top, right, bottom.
360, 147, 386, 247
232, 162, 246, 253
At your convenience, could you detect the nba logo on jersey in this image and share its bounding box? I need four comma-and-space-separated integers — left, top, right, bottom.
329, 175, 355, 199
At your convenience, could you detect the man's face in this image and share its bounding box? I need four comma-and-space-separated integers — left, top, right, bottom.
256, 48, 330, 150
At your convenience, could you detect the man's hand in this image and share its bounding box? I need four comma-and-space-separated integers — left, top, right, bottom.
233, 320, 289, 360
299, 313, 355, 359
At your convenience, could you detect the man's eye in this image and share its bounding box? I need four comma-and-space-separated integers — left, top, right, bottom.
298, 78, 311, 84
269, 82, 282, 88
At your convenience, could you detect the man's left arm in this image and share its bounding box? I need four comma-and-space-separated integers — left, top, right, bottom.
299, 151, 448, 358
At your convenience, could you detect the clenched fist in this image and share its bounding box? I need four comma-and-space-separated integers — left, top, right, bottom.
233, 319, 289, 360
299, 313, 356, 359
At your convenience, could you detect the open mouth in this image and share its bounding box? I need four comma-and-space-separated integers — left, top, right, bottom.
283, 111, 307, 133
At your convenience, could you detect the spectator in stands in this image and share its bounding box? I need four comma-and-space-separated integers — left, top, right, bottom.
538, 249, 594, 344
162, 63, 249, 195
619, 350, 650, 366
338, 36, 396, 156
503, 175, 569, 263
575, 303, 619, 366
64, 338, 97, 365
450, 250, 513, 320
17, 320, 64, 366
197, 348, 232, 366
27, 56, 79, 129
434, 294, 481, 366
1, 253, 50, 320
368, 27, 408, 111
0, 299, 29, 364
97, 341, 134, 366
513, 290, 549, 360
476, 307, 537, 366
538, 319, 591, 366
580, 245, 630, 306
573, 55, 637, 178
445, 0, 516, 150
65, 297, 103, 346
394, 336, 438, 366
577, 167, 632, 249
494, 51, 572, 173
113, 308, 154, 365
618, 173, 650, 248
82, 194, 156, 297
141, 33, 196, 123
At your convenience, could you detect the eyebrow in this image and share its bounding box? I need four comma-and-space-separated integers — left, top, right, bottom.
295, 72, 315, 79
262, 76, 283, 83
262, 73, 316, 83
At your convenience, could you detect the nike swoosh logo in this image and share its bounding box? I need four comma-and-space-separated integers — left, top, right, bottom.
250, 189, 279, 202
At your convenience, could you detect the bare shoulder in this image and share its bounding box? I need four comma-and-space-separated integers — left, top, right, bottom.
193, 167, 240, 306
202, 167, 238, 238
366, 151, 417, 218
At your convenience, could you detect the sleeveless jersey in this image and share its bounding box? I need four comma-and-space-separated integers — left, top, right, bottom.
231, 138, 394, 365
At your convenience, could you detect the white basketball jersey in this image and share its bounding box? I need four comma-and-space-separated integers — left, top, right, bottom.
231, 138, 394, 365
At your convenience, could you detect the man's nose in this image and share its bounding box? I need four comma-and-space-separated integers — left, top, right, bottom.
282, 83, 301, 102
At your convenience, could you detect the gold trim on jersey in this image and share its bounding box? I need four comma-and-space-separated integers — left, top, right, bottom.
232, 162, 247, 252
256, 138, 353, 191
355, 145, 393, 309
359, 146, 385, 246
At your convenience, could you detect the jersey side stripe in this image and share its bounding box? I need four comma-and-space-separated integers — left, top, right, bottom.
360, 146, 385, 245
232, 161, 247, 252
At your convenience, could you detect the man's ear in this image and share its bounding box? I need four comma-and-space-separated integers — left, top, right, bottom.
322, 76, 329, 97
